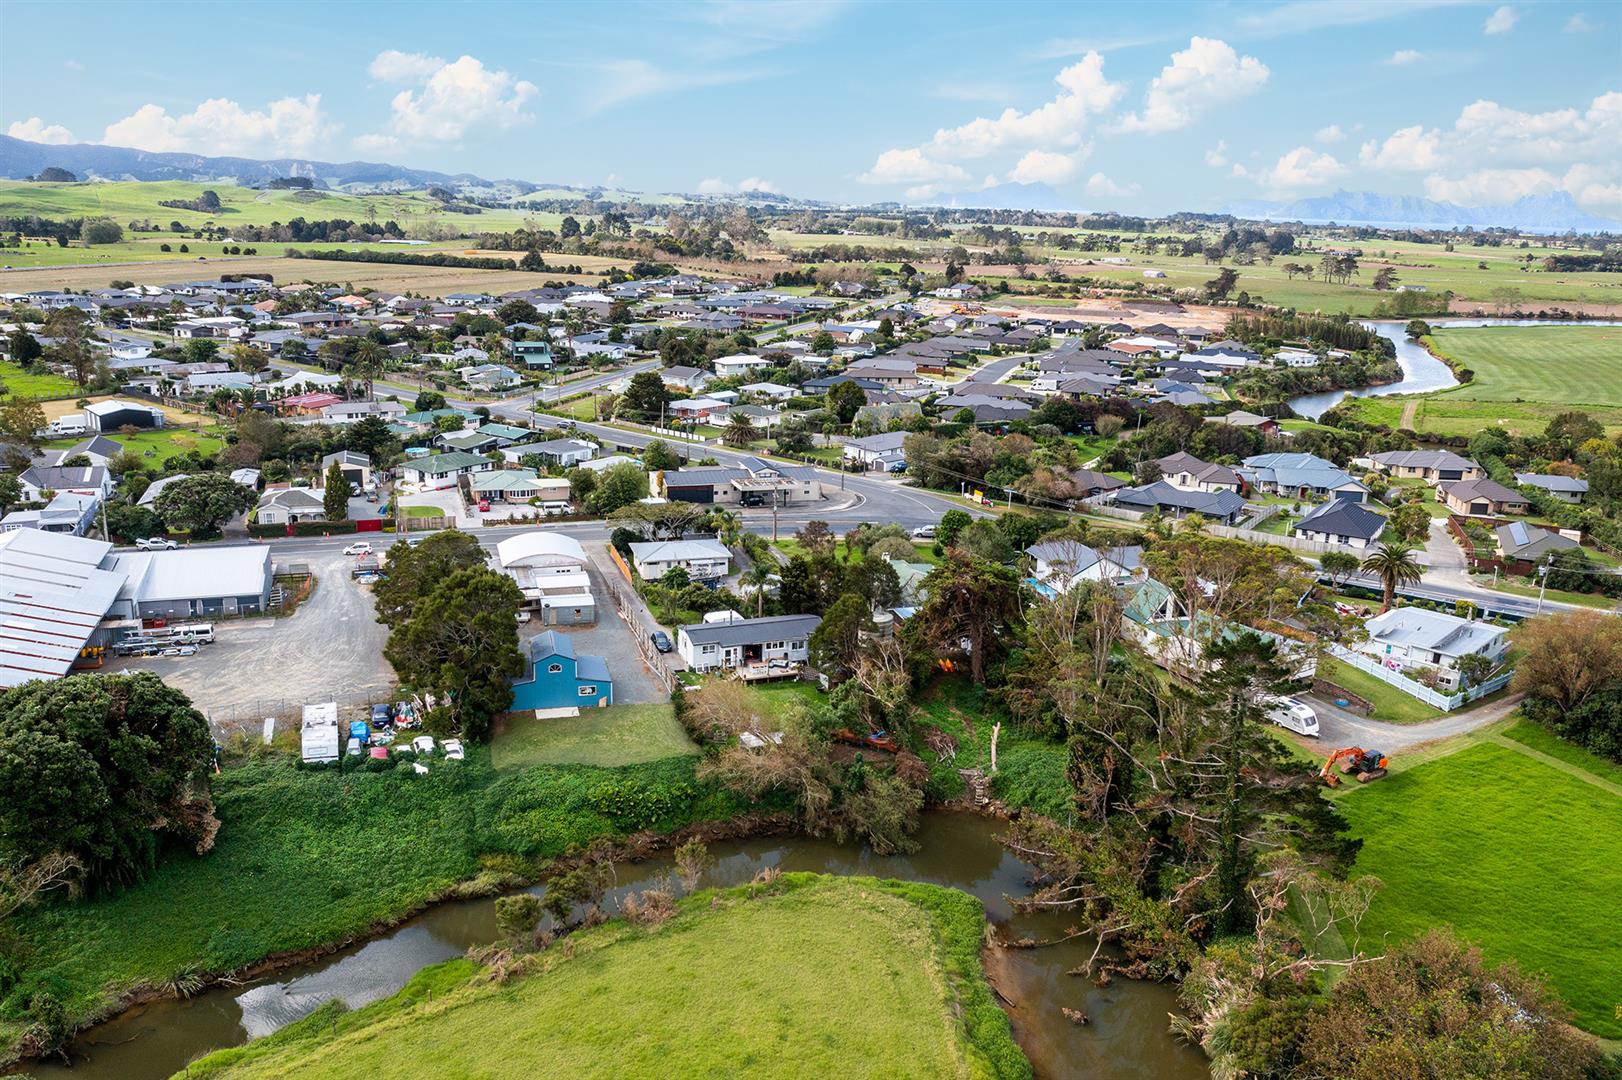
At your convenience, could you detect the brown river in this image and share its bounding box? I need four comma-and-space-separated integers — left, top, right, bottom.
20, 813, 1208, 1079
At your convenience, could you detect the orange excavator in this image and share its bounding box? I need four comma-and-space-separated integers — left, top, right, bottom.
1320, 746, 1389, 786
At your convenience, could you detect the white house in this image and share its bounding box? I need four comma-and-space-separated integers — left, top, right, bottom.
1026, 539, 1134, 594
628, 538, 731, 582
677, 613, 821, 672
739, 381, 797, 402
1356, 607, 1509, 689
842, 431, 909, 470
255, 486, 325, 525
713, 354, 772, 379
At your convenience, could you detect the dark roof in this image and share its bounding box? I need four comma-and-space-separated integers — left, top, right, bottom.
1293, 497, 1387, 541
678, 613, 822, 647
1114, 482, 1246, 520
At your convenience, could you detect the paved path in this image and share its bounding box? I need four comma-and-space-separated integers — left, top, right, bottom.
1422, 519, 1472, 588
1302, 690, 1525, 751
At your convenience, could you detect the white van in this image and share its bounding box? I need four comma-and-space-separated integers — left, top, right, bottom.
1266, 696, 1320, 737
540, 500, 572, 515
47, 418, 88, 437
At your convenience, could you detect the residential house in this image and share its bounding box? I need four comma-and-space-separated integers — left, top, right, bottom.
1367, 450, 1483, 484
1026, 539, 1134, 596
1, 491, 100, 535
278, 392, 344, 416
321, 400, 406, 425
136, 473, 190, 508
1291, 497, 1387, 549
739, 381, 797, 402
660, 366, 713, 392
509, 632, 612, 709
841, 358, 922, 389
1206, 410, 1280, 436
1357, 607, 1508, 689
437, 430, 499, 455
18, 465, 111, 503
475, 422, 534, 448
677, 613, 821, 673
1495, 521, 1581, 562
42, 435, 123, 468
659, 461, 822, 507
255, 485, 326, 525
1439, 477, 1529, 517
1112, 481, 1247, 524
1240, 453, 1369, 501
842, 431, 909, 471
460, 364, 521, 390
1068, 469, 1125, 501
518, 438, 598, 468
668, 397, 730, 423
398, 451, 495, 490
1516, 473, 1588, 504
629, 538, 731, 582
512, 340, 554, 369
472, 470, 565, 504
712, 354, 773, 379
1156, 452, 1241, 493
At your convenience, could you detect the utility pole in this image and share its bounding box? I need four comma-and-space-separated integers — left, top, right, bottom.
1536, 556, 1551, 614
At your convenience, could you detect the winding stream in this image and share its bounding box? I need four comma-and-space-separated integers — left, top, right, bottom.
1287, 318, 1622, 420
22, 814, 1209, 1080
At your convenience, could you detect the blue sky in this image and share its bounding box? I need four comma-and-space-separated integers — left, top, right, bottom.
4, 0, 1619, 215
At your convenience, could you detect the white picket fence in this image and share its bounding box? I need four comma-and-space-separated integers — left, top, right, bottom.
1326, 644, 1512, 712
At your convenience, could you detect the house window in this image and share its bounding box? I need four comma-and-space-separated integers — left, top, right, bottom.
764, 640, 785, 651
701, 644, 717, 654
791, 640, 805, 650
548, 663, 563, 673
578, 685, 597, 696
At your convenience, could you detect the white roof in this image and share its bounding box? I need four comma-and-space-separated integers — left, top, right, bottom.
1364, 607, 1506, 658
629, 539, 731, 563
111, 545, 271, 604
496, 531, 587, 569
84, 398, 162, 416
0, 530, 122, 688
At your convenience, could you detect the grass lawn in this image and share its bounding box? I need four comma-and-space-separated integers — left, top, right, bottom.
1484, 577, 1619, 610
0, 360, 78, 399
1316, 657, 1443, 725
492, 704, 696, 768
773, 536, 940, 566
1342, 326, 1622, 436
403, 504, 442, 518
0, 751, 749, 1055
183, 875, 1029, 1080
1500, 719, 1622, 788
1335, 740, 1622, 1037
48, 425, 228, 465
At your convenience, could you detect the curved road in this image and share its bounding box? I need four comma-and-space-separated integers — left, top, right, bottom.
1303, 691, 1525, 752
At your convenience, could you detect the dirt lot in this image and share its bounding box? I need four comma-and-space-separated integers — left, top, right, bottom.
107, 554, 396, 726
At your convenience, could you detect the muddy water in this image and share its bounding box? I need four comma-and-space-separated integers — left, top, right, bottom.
25, 814, 1208, 1079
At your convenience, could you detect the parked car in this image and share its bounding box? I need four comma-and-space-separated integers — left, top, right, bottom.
370, 703, 394, 727
515, 610, 532, 624
411, 735, 436, 754
1266, 696, 1320, 737
136, 537, 178, 550
910, 525, 936, 540
344, 542, 373, 556
442, 739, 465, 761
650, 630, 674, 653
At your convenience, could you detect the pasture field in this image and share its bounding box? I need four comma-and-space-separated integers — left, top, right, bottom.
0, 236, 473, 270
1339, 325, 1622, 435
1334, 738, 1622, 1037
492, 704, 695, 768
181, 875, 1028, 1080
0, 359, 78, 399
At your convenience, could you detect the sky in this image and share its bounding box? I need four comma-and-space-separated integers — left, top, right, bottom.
3, 0, 1620, 216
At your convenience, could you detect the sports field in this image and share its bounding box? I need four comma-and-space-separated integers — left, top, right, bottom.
1341, 324, 1622, 434
1335, 737, 1622, 1036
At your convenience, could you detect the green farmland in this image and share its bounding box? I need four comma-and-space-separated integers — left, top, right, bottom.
1341, 325, 1622, 435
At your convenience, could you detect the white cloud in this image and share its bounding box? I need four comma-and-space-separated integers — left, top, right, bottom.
1425, 167, 1554, 204
1358, 125, 1443, 170
363, 52, 536, 144
1007, 149, 1085, 185
1484, 5, 1516, 33
1315, 124, 1345, 144
586, 59, 763, 113
1085, 172, 1140, 197
1385, 49, 1424, 65
1251, 146, 1347, 191
859, 147, 972, 186
923, 53, 1122, 159
103, 96, 334, 156
1114, 37, 1269, 134
1204, 140, 1230, 166
1565, 13, 1594, 32
63, 59, 84, 72
1559, 163, 1622, 208
7, 117, 75, 144
694, 176, 779, 195
368, 50, 447, 81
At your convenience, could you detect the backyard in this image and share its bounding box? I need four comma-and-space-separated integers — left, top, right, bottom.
1316, 656, 1443, 725
1334, 731, 1622, 1038
492, 703, 695, 768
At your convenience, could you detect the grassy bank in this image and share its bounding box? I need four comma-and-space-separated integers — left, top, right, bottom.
915, 680, 1071, 820
181, 874, 1030, 1079
1316, 657, 1443, 725
0, 749, 752, 1056
0, 360, 78, 400
1335, 739, 1622, 1037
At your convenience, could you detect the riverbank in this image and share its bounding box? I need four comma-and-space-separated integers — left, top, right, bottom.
177, 874, 1032, 1080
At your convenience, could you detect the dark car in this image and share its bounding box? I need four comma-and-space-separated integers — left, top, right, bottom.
650, 630, 674, 654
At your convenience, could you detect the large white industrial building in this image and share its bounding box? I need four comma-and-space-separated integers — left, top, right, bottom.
495, 531, 595, 625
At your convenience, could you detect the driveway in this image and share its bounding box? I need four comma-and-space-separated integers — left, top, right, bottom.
520, 569, 665, 705
108, 554, 397, 727
1424, 518, 1471, 587
1299, 691, 1524, 752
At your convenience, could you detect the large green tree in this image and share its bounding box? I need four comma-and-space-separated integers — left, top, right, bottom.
154, 472, 255, 537
0, 674, 216, 894
917, 553, 1025, 684
617, 371, 671, 422
373, 530, 488, 627
1360, 541, 1422, 613
589, 462, 650, 514
323, 461, 350, 521
384, 567, 524, 741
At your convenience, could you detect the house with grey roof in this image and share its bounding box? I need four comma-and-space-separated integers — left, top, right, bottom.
1292, 497, 1387, 549
677, 613, 822, 672
1515, 473, 1588, 504
1240, 453, 1368, 501
1112, 481, 1247, 524
1440, 477, 1529, 517
1494, 521, 1580, 562
1156, 452, 1241, 494
1357, 607, 1508, 689
1366, 449, 1482, 484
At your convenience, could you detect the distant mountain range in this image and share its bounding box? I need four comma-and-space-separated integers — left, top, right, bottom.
1224, 189, 1619, 233
0, 134, 548, 196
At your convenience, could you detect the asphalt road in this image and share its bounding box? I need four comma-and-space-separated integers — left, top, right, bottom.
1301, 691, 1525, 752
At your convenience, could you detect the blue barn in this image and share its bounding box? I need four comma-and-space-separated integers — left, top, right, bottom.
510, 631, 613, 710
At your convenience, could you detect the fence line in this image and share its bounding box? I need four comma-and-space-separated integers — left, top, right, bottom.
1326, 644, 1511, 712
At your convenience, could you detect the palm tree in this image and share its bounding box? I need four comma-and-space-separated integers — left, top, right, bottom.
352, 339, 386, 402
742, 559, 776, 617
723, 412, 758, 448
1360, 541, 1423, 613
